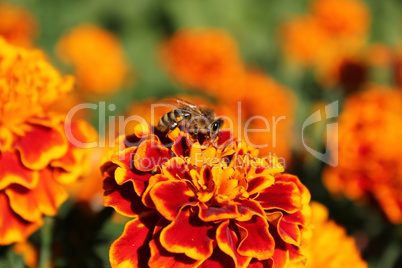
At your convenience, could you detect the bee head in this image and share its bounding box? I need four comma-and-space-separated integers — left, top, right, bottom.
210, 118, 224, 139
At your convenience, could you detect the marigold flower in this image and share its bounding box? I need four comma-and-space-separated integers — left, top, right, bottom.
241, 71, 296, 162
298, 202, 367, 268
0, 38, 96, 244
311, 0, 370, 38
57, 24, 130, 95
280, 0, 370, 84
280, 16, 330, 65
323, 86, 402, 223
0, 2, 37, 48
101, 123, 311, 267
160, 28, 246, 101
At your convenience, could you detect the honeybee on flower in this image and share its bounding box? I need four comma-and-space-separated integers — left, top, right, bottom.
157, 98, 224, 143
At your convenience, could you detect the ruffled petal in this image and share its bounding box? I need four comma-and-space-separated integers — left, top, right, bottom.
51, 120, 97, 184
150, 180, 197, 221
236, 199, 265, 222
109, 211, 160, 268
216, 220, 252, 268
198, 203, 239, 222
0, 151, 38, 190
111, 147, 152, 196
247, 176, 274, 196
266, 211, 302, 246
103, 175, 150, 217
5, 168, 68, 222
237, 215, 275, 260
14, 123, 68, 170
0, 193, 43, 245
160, 209, 215, 261
149, 217, 202, 268
172, 133, 192, 157
197, 247, 236, 268
256, 181, 302, 213
134, 139, 171, 172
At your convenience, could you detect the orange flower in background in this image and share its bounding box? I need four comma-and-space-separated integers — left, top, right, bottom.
298, 202, 366, 268
280, 0, 370, 89
57, 24, 130, 95
241, 71, 296, 163
311, 0, 370, 38
101, 124, 312, 267
280, 16, 330, 65
160, 29, 296, 163
0, 2, 37, 48
324, 86, 402, 223
160, 28, 246, 101
0, 38, 96, 245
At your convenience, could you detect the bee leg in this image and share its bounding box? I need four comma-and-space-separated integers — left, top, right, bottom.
166, 121, 179, 137
205, 129, 211, 146
193, 124, 198, 140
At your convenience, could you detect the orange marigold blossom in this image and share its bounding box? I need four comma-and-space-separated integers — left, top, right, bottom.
101, 123, 312, 267
0, 38, 96, 245
323, 86, 402, 223
311, 0, 370, 38
0, 2, 37, 48
159, 28, 246, 102
294, 202, 367, 268
56, 24, 130, 95
240, 71, 296, 163
280, 16, 330, 65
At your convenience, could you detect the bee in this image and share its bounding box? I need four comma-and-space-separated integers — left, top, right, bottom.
157, 98, 224, 141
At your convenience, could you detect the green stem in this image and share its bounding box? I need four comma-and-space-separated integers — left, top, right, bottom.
38, 217, 54, 268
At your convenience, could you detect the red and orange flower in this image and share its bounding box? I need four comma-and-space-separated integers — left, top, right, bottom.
324, 86, 402, 224
101, 123, 311, 267
0, 38, 96, 245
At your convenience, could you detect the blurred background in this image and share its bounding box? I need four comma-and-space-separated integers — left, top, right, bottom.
1, 0, 402, 267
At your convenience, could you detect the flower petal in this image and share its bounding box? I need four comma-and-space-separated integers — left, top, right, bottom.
160, 209, 215, 261
15, 124, 68, 170
149, 217, 202, 268
237, 215, 275, 260
197, 248, 236, 268
111, 147, 152, 196
247, 176, 274, 196
0, 151, 38, 190
162, 157, 188, 181
150, 180, 197, 221
103, 175, 150, 217
172, 133, 192, 157
5, 168, 68, 222
134, 139, 171, 172
0, 193, 43, 245
198, 202, 239, 222
109, 211, 160, 268
266, 211, 302, 246
256, 181, 302, 213
216, 220, 252, 268
236, 199, 265, 222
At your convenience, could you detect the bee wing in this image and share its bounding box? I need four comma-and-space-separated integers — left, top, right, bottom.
161, 97, 205, 117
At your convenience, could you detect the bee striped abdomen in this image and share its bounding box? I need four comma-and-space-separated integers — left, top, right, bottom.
157, 109, 183, 132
